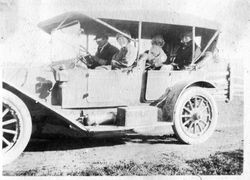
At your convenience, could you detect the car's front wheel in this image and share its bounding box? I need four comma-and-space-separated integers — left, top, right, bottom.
172, 87, 218, 144
2, 89, 32, 165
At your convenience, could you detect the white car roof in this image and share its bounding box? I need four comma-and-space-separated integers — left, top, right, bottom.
38, 10, 221, 36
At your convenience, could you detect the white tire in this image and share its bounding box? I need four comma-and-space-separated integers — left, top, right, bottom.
172, 87, 218, 144
2, 89, 32, 165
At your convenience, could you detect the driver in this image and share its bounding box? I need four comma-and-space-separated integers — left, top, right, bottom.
82, 32, 119, 69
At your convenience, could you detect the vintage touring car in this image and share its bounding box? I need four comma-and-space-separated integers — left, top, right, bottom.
2, 10, 231, 164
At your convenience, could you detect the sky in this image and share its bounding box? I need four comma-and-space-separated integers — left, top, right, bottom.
0, 0, 250, 66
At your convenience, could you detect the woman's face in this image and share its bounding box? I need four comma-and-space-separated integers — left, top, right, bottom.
181, 35, 191, 44
117, 36, 128, 47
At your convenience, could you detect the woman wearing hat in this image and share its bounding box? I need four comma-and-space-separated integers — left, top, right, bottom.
170, 31, 201, 70
160, 31, 201, 71
111, 30, 137, 69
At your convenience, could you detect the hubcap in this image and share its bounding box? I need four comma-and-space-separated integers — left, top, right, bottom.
192, 113, 200, 121
180, 96, 212, 137
2, 103, 20, 153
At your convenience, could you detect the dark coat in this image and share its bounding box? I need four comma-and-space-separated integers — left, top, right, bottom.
174, 41, 193, 69
95, 43, 119, 65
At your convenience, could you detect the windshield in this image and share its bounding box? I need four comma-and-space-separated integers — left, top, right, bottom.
51, 21, 81, 62
51, 19, 139, 62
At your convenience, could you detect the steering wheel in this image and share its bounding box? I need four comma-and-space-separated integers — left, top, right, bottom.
75, 45, 94, 67
76, 55, 88, 65
79, 45, 92, 56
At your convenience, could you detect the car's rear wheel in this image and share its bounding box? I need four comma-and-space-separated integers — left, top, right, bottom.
172, 87, 218, 144
2, 89, 32, 165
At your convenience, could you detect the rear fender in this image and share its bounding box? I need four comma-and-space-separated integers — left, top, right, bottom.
151, 80, 215, 122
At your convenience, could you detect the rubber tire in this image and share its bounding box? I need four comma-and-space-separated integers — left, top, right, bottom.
2, 89, 32, 165
172, 87, 218, 144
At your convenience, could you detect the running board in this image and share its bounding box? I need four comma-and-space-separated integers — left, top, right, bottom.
85, 121, 173, 133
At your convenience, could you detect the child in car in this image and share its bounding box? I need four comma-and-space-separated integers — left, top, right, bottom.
141, 35, 167, 70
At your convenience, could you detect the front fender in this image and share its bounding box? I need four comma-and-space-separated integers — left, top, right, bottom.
2, 65, 56, 103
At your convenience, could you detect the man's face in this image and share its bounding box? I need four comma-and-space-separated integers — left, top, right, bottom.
96, 38, 107, 47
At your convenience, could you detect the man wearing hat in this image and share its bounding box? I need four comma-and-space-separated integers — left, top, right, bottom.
88, 32, 119, 69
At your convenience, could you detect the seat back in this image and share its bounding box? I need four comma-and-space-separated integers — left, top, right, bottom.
133, 56, 146, 71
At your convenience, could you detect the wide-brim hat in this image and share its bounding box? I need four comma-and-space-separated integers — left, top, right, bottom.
115, 30, 132, 40
180, 31, 192, 39
151, 35, 165, 47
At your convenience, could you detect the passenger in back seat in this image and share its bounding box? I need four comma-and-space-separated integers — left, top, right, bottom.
140, 35, 167, 70
161, 32, 201, 71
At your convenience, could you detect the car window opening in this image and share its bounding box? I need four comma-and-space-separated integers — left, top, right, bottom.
41, 12, 219, 71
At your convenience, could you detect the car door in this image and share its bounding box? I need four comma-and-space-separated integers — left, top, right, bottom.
145, 70, 172, 101
86, 69, 117, 104
60, 68, 89, 108
87, 69, 143, 106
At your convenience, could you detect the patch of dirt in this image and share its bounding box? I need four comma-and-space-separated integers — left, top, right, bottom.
3, 98, 244, 175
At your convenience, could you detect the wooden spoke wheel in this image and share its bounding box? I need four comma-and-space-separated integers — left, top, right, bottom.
172, 87, 218, 144
2, 89, 32, 165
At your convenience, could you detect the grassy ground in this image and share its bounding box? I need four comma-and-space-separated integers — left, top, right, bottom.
3, 149, 243, 176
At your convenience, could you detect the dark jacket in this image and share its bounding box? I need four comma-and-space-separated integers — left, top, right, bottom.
95, 43, 119, 65
174, 41, 193, 69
